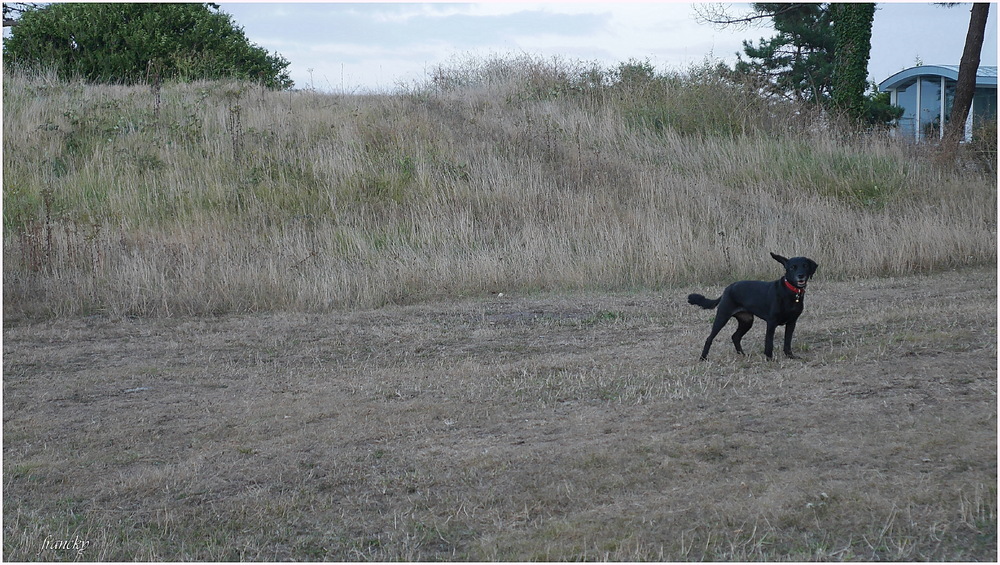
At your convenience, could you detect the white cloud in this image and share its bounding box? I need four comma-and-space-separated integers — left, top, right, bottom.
218, 2, 996, 93
366, 3, 475, 22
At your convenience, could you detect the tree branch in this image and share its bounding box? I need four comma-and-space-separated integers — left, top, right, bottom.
693, 3, 811, 30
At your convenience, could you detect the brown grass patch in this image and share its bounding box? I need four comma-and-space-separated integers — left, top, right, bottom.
4, 267, 996, 561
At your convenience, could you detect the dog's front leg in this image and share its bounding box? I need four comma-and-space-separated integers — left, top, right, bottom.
783, 319, 797, 358
763, 322, 777, 359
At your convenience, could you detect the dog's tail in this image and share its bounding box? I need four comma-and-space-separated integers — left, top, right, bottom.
687, 293, 720, 310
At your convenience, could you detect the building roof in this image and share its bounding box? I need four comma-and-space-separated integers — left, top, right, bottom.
879, 65, 998, 91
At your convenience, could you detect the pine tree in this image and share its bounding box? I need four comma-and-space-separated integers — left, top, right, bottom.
735, 3, 834, 104
731, 3, 898, 127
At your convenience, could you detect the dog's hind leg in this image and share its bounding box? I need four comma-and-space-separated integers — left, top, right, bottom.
700, 314, 730, 360
731, 312, 754, 355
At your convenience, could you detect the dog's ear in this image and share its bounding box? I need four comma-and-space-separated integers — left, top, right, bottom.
808, 259, 818, 275
770, 252, 788, 265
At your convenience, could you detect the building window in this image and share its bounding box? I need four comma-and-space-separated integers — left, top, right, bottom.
919, 77, 942, 140
894, 79, 918, 140
973, 88, 998, 125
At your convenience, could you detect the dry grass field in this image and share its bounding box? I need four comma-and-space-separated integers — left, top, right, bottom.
3, 57, 997, 561
4, 266, 996, 561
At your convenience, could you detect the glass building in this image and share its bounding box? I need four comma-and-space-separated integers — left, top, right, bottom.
878, 65, 997, 142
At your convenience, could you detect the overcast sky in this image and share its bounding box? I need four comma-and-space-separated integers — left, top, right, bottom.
216, 2, 998, 93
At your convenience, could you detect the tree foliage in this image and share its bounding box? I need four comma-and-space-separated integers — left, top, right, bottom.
734, 3, 834, 104
729, 3, 899, 127
3, 3, 292, 89
830, 3, 876, 122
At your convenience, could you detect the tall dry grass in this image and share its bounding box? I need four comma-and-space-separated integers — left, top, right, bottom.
3, 57, 996, 317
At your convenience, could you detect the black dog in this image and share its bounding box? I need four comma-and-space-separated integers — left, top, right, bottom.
688, 252, 818, 360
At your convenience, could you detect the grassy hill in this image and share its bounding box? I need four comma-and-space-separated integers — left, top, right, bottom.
3, 56, 996, 318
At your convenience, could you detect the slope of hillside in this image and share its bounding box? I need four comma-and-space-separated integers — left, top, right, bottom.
3, 61, 996, 317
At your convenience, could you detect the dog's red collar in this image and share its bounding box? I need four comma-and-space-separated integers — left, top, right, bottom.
783, 277, 805, 301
